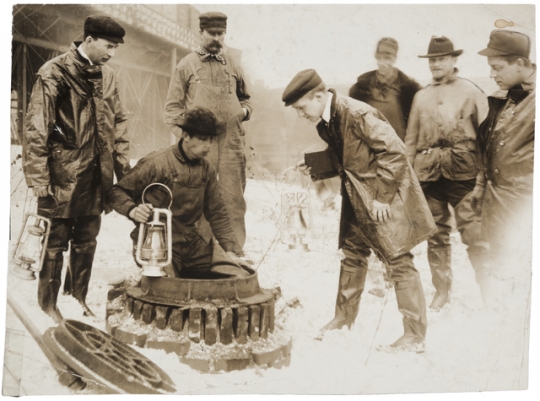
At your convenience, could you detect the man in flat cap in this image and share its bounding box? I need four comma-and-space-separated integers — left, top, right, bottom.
21, 15, 131, 322
164, 11, 252, 257
108, 106, 247, 279
470, 30, 535, 309
405, 36, 489, 311
349, 37, 422, 142
284, 69, 436, 351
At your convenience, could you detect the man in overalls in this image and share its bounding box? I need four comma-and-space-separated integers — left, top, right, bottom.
164, 11, 252, 255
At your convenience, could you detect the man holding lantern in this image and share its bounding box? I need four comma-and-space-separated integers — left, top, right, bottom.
108, 106, 247, 278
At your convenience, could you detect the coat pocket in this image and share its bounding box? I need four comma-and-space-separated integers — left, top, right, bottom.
48, 148, 81, 186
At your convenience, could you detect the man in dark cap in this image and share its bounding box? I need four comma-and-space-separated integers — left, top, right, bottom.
405, 36, 489, 311
108, 106, 247, 278
470, 30, 535, 309
164, 11, 252, 257
349, 37, 422, 141
21, 15, 131, 322
284, 69, 436, 351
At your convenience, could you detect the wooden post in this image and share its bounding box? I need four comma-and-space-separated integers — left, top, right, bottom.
188, 308, 202, 343
219, 308, 233, 345
235, 307, 249, 344
204, 307, 218, 345
248, 305, 260, 341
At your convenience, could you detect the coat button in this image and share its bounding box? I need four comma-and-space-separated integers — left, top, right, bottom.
494, 168, 499, 174
487, 180, 492, 185
499, 141, 505, 146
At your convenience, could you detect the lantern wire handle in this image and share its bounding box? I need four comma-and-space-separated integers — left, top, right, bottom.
141, 183, 173, 210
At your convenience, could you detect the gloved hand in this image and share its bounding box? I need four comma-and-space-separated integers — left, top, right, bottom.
470, 185, 486, 216
32, 185, 53, 198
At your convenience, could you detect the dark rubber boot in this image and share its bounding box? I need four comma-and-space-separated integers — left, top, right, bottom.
317, 265, 366, 339
38, 255, 64, 323
381, 274, 427, 353
69, 247, 96, 317
428, 245, 452, 311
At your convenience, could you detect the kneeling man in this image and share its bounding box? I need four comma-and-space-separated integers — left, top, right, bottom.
108, 107, 246, 278
283, 69, 436, 350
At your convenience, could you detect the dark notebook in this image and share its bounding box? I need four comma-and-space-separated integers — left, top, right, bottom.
304, 150, 338, 181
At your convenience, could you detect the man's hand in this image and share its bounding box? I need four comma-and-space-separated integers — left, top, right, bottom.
172, 125, 183, 140
372, 199, 392, 223
469, 186, 486, 216
226, 251, 251, 269
129, 203, 154, 223
294, 159, 312, 176
32, 185, 53, 198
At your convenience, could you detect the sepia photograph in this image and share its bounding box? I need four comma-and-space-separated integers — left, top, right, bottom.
0, 1, 538, 399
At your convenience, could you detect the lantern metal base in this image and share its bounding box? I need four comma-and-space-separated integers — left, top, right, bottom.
142, 265, 166, 277
288, 243, 309, 252
10, 263, 37, 281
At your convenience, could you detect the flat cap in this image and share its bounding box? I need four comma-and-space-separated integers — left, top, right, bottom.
179, 106, 219, 137
478, 30, 531, 58
282, 69, 323, 106
84, 15, 125, 44
376, 37, 398, 56
199, 11, 227, 31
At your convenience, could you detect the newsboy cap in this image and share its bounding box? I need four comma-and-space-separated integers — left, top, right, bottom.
478, 30, 531, 58
178, 106, 219, 137
376, 37, 398, 56
199, 11, 227, 31
282, 69, 323, 106
84, 15, 125, 44
418, 36, 463, 58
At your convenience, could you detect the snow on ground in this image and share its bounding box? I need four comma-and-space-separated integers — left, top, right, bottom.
3, 146, 531, 395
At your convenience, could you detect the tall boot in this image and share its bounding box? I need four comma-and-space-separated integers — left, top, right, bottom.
69, 246, 96, 317
38, 254, 64, 323
467, 243, 490, 304
318, 264, 367, 338
389, 274, 427, 352
428, 245, 452, 310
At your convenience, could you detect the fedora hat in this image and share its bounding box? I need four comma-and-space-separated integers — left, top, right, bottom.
418, 36, 463, 58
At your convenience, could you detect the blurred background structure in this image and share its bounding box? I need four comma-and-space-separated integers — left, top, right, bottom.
12, 4, 525, 182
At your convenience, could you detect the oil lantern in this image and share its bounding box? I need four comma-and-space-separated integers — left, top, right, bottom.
280, 190, 313, 251
11, 212, 51, 280
135, 183, 173, 277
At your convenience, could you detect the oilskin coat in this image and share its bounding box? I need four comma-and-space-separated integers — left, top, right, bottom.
22, 43, 131, 218
475, 77, 535, 246
317, 90, 436, 260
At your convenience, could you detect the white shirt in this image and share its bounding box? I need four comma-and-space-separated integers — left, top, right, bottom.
77, 44, 93, 65
321, 92, 333, 123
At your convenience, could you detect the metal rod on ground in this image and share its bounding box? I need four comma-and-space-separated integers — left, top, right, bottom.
6, 293, 87, 391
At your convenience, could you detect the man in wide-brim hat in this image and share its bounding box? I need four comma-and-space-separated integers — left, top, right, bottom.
405, 35, 489, 311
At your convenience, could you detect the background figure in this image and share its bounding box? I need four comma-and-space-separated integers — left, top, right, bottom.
21, 15, 131, 322
285, 69, 436, 351
405, 36, 489, 311
164, 11, 252, 255
349, 37, 422, 141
